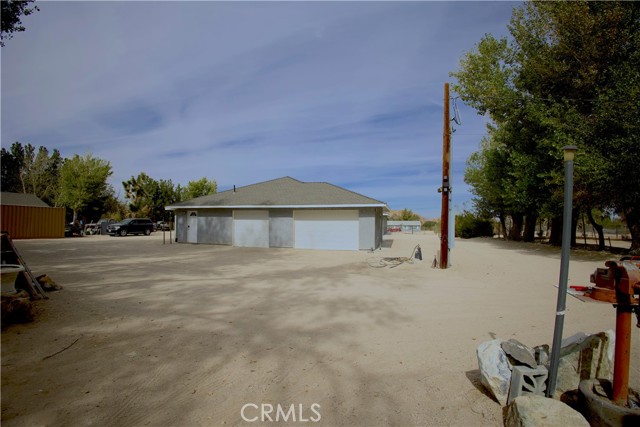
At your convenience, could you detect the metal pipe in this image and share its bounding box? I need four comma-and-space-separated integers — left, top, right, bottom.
612, 284, 631, 405
547, 145, 577, 398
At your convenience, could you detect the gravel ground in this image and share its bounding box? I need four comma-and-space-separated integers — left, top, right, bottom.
1, 232, 638, 426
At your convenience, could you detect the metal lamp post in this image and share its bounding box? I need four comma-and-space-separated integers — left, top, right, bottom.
547, 145, 578, 398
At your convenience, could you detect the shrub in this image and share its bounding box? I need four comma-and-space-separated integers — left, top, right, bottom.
455, 211, 494, 238
422, 220, 438, 231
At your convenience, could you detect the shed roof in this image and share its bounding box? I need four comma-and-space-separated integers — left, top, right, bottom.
387, 221, 421, 226
167, 177, 386, 210
0, 192, 50, 207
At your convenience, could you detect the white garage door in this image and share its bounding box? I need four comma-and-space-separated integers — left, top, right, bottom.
294, 210, 359, 250
233, 210, 269, 248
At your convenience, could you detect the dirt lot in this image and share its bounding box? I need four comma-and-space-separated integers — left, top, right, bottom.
2, 232, 638, 426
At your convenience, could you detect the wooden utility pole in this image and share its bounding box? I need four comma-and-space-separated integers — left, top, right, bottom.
440, 83, 451, 269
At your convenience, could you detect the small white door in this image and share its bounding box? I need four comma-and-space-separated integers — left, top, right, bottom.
187, 211, 198, 243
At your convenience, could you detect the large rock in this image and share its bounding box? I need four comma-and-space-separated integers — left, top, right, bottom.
533, 344, 549, 366
502, 339, 537, 369
36, 274, 63, 291
556, 331, 614, 396
1, 290, 34, 324
505, 395, 590, 427
477, 339, 512, 405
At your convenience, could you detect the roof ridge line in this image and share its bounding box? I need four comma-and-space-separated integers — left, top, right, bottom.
311, 181, 386, 205
219, 176, 301, 194
166, 177, 388, 209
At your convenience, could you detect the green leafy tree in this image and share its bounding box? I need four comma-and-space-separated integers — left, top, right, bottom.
509, 1, 640, 249
23, 145, 62, 206
180, 177, 217, 200
155, 179, 181, 220
452, 0, 640, 251
452, 32, 552, 242
0, 146, 22, 193
142, 178, 182, 221
0, 142, 62, 206
400, 208, 419, 221
122, 174, 182, 221
1, 0, 39, 47
103, 192, 129, 222
57, 154, 112, 222
79, 184, 120, 223
122, 172, 155, 216
389, 208, 420, 221
464, 135, 510, 238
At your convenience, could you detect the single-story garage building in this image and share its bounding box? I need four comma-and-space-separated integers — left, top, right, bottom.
166, 177, 388, 251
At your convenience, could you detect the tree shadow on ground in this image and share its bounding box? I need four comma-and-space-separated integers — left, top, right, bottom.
2, 237, 417, 426
474, 237, 627, 263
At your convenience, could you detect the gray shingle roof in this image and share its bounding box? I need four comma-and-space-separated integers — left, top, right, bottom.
0, 192, 50, 207
167, 177, 386, 209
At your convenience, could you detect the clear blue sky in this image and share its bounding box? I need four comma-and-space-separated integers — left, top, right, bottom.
1, 1, 519, 218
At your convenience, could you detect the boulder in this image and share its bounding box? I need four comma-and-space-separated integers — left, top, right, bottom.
502, 339, 537, 369
1, 290, 34, 324
477, 339, 512, 405
505, 395, 590, 427
555, 331, 614, 396
533, 344, 549, 366
36, 274, 63, 291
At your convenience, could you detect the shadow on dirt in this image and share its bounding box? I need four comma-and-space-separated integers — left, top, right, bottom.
468, 237, 629, 263
2, 237, 416, 426
465, 369, 498, 404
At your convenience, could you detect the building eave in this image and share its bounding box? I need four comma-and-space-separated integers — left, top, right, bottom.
166, 204, 387, 211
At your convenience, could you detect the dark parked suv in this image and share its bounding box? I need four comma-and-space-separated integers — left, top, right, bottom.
107, 218, 154, 236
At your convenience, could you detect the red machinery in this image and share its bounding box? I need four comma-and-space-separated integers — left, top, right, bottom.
587, 256, 640, 406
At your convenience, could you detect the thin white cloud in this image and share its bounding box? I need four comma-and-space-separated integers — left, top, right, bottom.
1, 1, 518, 217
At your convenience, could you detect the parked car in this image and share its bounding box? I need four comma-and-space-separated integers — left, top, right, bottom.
64, 221, 83, 237
85, 218, 117, 235
96, 218, 117, 235
107, 218, 154, 236
155, 221, 172, 231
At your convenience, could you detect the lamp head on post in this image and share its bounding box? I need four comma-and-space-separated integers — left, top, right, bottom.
563, 145, 578, 162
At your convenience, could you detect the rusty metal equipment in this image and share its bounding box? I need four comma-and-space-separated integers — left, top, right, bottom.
587, 257, 640, 406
